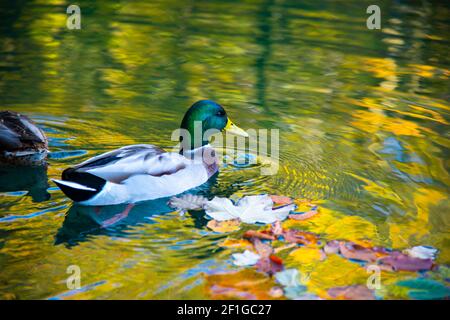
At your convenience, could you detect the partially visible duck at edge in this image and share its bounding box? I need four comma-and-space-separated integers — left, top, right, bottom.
0, 111, 48, 165
53, 100, 248, 206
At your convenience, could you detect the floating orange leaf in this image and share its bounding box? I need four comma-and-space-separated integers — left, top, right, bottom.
289, 208, 319, 221
243, 230, 276, 241
270, 195, 293, 205
327, 285, 375, 300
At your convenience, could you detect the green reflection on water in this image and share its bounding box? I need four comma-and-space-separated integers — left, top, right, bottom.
0, 0, 449, 299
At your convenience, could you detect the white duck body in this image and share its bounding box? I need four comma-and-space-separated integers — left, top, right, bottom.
53, 144, 218, 206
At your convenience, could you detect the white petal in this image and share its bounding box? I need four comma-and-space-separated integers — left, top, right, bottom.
168, 194, 208, 210
404, 246, 438, 260
205, 197, 240, 221
232, 250, 261, 266
240, 209, 278, 224
275, 269, 301, 287
237, 194, 273, 210
204, 194, 295, 224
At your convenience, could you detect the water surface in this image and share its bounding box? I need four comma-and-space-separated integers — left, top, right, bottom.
0, 0, 449, 299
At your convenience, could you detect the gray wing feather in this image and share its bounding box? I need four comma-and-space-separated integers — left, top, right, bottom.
0, 111, 48, 152
72, 144, 188, 184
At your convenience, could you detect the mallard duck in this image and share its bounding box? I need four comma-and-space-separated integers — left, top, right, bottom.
0, 111, 48, 165
53, 100, 248, 206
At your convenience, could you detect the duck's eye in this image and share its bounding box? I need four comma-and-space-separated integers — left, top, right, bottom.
216, 110, 225, 116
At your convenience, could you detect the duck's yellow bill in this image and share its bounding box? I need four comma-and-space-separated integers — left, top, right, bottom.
225, 118, 249, 137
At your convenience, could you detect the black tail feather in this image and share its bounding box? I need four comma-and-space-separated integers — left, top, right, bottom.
56, 168, 106, 202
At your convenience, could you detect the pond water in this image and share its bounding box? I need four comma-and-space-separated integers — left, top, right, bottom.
0, 0, 449, 299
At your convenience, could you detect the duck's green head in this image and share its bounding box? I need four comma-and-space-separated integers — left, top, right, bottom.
179, 100, 248, 151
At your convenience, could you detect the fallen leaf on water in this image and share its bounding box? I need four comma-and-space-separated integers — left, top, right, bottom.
205, 195, 295, 224
270, 255, 283, 265
275, 268, 301, 287
243, 230, 276, 241
274, 243, 297, 254
271, 220, 283, 236
403, 246, 438, 260
207, 219, 241, 233
283, 230, 319, 245
252, 238, 274, 258
256, 255, 284, 276
339, 242, 379, 262
232, 250, 261, 266
289, 206, 319, 221
250, 238, 282, 275
270, 195, 293, 205
327, 285, 376, 300
168, 194, 208, 210
396, 278, 450, 300
378, 252, 434, 272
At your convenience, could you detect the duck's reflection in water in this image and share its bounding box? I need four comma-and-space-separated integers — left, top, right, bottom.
55, 176, 219, 247
55, 198, 174, 246
0, 165, 50, 202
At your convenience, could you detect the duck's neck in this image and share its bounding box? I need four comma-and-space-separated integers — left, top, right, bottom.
179, 121, 211, 154
180, 144, 212, 159
181, 144, 218, 178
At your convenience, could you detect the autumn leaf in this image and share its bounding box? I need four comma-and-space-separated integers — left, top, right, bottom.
252, 238, 273, 258
205, 195, 295, 224
288, 207, 319, 221
378, 252, 434, 272
271, 220, 284, 236
256, 255, 284, 276
282, 229, 319, 246
243, 230, 276, 241
403, 246, 438, 260
232, 250, 261, 266
339, 242, 379, 262
168, 194, 208, 210
327, 285, 376, 300
270, 195, 293, 205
